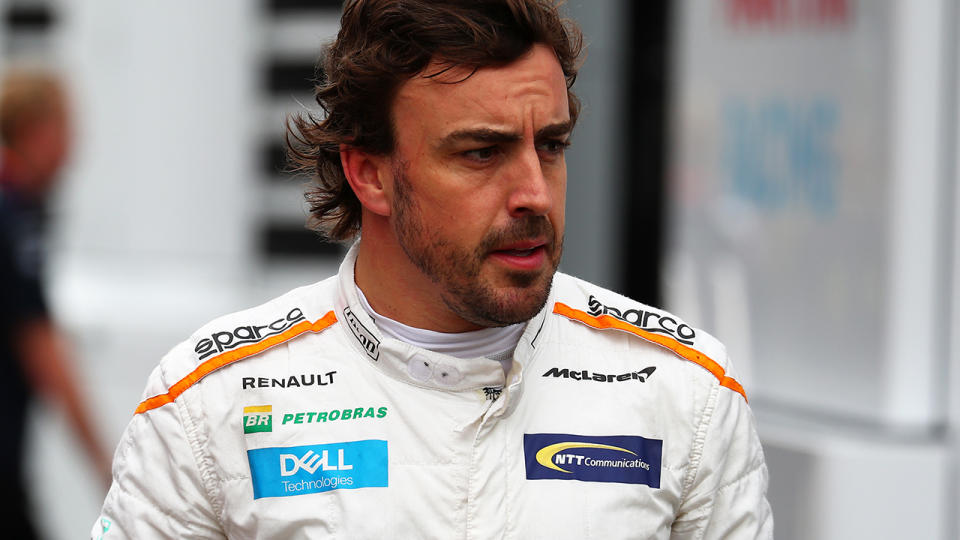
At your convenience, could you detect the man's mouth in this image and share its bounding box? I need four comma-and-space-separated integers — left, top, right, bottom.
492, 239, 548, 255
488, 241, 549, 270
499, 247, 540, 257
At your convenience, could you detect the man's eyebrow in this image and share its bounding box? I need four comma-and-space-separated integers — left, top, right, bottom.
439, 128, 522, 147
438, 120, 573, 148
535, 120, 574, 140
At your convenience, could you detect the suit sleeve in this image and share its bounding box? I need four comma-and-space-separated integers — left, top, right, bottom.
670, 360, 774, 539
91, 359, 225, 539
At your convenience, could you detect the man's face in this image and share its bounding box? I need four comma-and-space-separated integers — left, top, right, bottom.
386, 44, 570, 328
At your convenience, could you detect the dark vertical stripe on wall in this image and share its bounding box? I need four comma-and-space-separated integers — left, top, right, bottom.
4, 5, 56, 31
622, 0, 670, 306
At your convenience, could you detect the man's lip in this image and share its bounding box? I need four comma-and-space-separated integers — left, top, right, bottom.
487, 243, 549, 271
490, 239, 549, 253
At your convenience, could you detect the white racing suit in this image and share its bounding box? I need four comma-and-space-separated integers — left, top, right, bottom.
93, 246, 773, 539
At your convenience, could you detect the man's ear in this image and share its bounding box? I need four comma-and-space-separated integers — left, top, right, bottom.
340, 144, 391, 216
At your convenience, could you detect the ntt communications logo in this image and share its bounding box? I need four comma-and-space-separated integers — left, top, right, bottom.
524, 433, 662, 488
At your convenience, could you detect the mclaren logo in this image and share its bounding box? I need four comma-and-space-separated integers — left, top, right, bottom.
587, 295, 696, 345
542, 366, 656, 383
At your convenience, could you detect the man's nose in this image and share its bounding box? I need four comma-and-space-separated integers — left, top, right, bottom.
506, 146, 553, 217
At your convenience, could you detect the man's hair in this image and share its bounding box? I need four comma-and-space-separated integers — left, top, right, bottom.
287, 0, 584, 241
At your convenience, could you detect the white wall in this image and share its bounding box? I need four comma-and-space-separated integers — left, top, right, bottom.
667, 0, 957, 537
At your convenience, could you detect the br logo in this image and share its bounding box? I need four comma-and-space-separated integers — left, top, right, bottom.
243, 405, 273, 434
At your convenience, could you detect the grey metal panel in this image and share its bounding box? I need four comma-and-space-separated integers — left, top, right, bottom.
559, 0, 627, 291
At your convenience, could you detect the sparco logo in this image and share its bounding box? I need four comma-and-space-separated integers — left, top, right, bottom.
587, 295, 696, 345
543, 366, 656, 383
343, 307, 380, 361
195, 307, 307, 360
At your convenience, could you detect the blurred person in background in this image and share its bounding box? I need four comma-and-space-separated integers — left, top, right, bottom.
0, 69, 111, 539
93, 1, 771, 538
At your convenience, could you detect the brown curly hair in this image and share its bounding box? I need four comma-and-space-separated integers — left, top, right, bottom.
286, 0, 584, 241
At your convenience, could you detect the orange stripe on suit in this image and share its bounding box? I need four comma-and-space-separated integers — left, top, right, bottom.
135, 311, 338, 414
552, 302, 747, 401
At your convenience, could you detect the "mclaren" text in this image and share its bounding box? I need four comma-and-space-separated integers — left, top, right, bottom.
542, 366, 656, 383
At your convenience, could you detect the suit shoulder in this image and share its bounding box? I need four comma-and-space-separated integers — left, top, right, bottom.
550, 273, 745, 400
185, 278, 338, 363
139, 276, 340, 406
551, 273, 725, 362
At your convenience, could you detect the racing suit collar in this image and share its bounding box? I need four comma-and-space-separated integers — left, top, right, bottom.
334, 242, 550, 404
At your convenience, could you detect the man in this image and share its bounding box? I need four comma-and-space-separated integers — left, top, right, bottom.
0, 70, 112, 539
94, 1, 772, 538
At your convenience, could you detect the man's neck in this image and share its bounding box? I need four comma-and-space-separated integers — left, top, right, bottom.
355, 284, 522, 366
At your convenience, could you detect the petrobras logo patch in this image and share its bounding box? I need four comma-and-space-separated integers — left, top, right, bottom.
247, 440, 388, 499
523, 433, 662, 488
243, 405, 273, 434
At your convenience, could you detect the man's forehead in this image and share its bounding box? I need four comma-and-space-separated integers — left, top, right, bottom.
408, 44, 564, 88
393, 44, 570, 127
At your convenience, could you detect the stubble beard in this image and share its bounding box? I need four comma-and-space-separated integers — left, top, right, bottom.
391, 169, 563, 328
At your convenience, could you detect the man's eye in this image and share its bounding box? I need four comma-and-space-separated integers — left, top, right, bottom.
462, 146, 497, 161
538, 139, 570, 155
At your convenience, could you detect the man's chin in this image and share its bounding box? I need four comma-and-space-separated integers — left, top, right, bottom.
500, 288, 553, 325
468, 273, 555, 327
500, 269, 544, 289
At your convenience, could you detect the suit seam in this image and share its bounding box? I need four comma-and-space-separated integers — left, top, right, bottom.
680, 378, 719, 502
713, 457, 766, 498
175, 384, 226, 529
